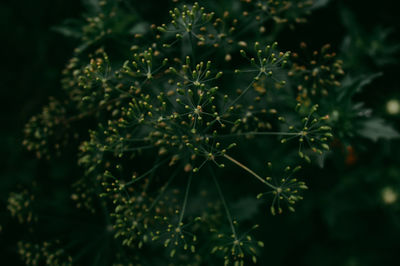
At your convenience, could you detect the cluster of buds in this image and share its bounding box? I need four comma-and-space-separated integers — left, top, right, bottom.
78, 49, 114, 104
289, 43, 344, 102
7, 190, 37, 224
242, 0, 314, 26
170, 57, 222, 114
256, 164, 307, 215
152, 215, 201, 258
157, 2, 215, 47
23, 98, 68, 159
236, 41, 290, 83
79, 0, 117, 47
280, 104, 333, 162
17, 241, 72, 266
122, 47, 169, 81
210, 223, 264, 265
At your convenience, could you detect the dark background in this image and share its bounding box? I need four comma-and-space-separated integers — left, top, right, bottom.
1, 0, 400, 265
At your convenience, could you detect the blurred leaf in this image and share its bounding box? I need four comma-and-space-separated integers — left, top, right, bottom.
339, 6, 360, 35
338, 73, 382, 101
311, 0, 331, 10
52, 26, 82, 39
82, 0, 101, 14
340, 6, 400, 68
129, 22, 150, 35
358, 118, 400, 141
369, 27, 400, 66
52, 19, 82, 39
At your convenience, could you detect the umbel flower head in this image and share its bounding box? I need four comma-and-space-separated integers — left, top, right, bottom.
279, 104, 333, 162
19, 0, 338, 264
256, 164, 307, 215
242, 0, 315, 26
158, 2, 215, 47
210, 222, 264, 265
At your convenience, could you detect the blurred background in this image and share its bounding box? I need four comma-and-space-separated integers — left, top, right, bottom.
1, 0, 399, 265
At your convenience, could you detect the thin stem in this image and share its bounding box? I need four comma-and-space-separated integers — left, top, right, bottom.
210, 167, 237, 237
179, 173, 193, 224
115, 145, 155, 152
223, 154, 276, 190
146, 169, 179, 213
125, 158, 169, 186
222, 75, 260, 114
143, 156, 161, 192
210, 131, 302, 139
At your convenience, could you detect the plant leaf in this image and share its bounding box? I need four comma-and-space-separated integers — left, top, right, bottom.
311, 0, 331, 10
358, 118, 400, 141
338, 73, 382, 101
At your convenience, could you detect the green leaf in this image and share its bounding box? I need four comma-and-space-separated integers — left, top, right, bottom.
82, 0, 101, 13
311, 0, 331, 10
51, 19, 82, 39
129, 22, 150, 35
52, 25, 82, 39
338, 73, 382, 101
358, 118, 400, 141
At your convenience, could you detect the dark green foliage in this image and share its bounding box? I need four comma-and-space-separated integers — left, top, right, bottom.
1, 0, 400, 265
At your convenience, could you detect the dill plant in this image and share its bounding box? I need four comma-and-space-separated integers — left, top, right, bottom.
15, 0, 348, 265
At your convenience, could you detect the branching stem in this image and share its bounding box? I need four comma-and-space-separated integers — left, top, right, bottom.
210, 168, 237, 237
210, 131, 302, 139
179, 173, 193, 224
224, 154, 276, 190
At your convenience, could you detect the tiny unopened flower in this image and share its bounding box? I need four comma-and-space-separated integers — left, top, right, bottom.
382, 187, 397, 205
386, 99, 400, 115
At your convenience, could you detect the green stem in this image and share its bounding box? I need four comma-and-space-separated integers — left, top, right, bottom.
211, 131, 302, 139
210, 168, 237, 237
146, 169, 179, 213
222, 75, 260, 114
224, 154, 276, 190
125, 158, 169, 186
179, 173, 193, 224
